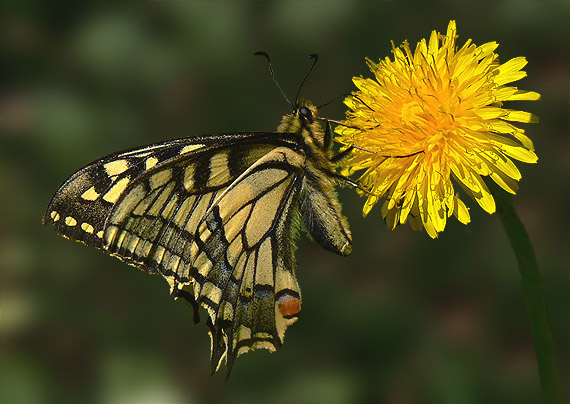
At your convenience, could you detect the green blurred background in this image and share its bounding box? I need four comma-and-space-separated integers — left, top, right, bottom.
1, 1, 568, 403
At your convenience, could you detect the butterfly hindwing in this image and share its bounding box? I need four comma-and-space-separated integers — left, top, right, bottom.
189, 146, 305, 374
43, 138, 208, 248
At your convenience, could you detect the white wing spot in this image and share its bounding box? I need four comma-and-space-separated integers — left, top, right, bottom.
180, 144, 204, 154
81, 222, 95, 234
145, 156, 159, 170
104, 160, 129, 176
64, 216, 77, 227
81, 186, 100, 201
103, 177, 130, 203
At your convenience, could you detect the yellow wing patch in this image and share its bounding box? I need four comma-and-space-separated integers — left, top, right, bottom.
104, 159, 129, 176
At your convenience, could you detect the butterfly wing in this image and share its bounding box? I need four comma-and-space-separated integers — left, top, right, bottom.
44, 95, 356, 378
188, 146, 306, 375
44, 132, 306, 373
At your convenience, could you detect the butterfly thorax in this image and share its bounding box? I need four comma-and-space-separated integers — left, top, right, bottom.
276, 98, 351, 257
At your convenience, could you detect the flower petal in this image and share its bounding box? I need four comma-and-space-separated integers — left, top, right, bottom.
494, 57, 528, 85
453, 196, 471, 224
506, 90, 541, 101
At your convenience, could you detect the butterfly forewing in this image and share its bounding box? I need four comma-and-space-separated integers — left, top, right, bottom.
44, 132, 301, 251
101, 140, 284, 275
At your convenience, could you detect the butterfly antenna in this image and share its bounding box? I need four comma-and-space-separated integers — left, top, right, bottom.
294, 54, 318, 108
318, 92, 348, 110
254, 51, 293, 108
318, 93, 375, 111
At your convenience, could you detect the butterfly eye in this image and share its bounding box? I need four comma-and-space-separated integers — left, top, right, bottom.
298, 106, 313, 123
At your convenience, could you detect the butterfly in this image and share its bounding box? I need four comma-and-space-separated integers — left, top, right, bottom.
43, 53, 354, 376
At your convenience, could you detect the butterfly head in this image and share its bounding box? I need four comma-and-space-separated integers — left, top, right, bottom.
278, 98, 325, 148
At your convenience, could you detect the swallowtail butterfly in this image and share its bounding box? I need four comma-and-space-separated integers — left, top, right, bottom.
43, 54, 353, 376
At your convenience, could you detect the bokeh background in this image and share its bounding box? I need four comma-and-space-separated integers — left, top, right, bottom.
1, 1, 568, 403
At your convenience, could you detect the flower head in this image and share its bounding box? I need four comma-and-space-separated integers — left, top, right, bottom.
335, 20, 540, 238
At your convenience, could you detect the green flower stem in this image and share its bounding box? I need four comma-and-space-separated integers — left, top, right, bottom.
487, 180, 566, 404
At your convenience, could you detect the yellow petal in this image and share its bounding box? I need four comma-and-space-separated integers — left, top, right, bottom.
471, 173, 496, 213
453, 197, 471, 224
476, 41, 499, 58
363, 195, 378, 217
506, 90, 541, 101
489, 170, 519, 194
479, 149, 521, 180
476, 107, 508, 120
503, 110, 539, 123
499, 143, 538, 164
494, 57, 528, 85
382, 202, 399, 230
422, 216, 439, 238
446, 20, 457, 37
398, 191, 415, 224
408, 198, 423, 231
493, 87, 519, 102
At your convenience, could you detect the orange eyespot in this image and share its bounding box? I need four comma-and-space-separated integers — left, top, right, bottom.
277, 294, 301, 318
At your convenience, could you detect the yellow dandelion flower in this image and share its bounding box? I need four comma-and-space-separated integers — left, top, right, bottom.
335, 20, 540, 238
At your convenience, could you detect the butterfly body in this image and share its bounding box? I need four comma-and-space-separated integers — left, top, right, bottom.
44, 98, 351, 375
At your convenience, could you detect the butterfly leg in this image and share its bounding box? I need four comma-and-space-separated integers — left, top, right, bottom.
330, 145, 354, 163
325, 120, 357, 164
323, 119, 333, 151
